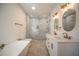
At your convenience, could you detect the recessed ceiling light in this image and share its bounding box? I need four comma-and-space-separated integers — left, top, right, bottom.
32, 7, 36, 10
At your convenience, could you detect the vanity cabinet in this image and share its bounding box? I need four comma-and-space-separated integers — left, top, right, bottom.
46, 37, 59, 56
58, 42, 79, 56
46, 38, 55, 55
46, 34, 79, 56
46, 34, 58, 56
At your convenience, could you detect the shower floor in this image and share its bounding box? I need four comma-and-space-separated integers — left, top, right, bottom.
27, 39, 49, 56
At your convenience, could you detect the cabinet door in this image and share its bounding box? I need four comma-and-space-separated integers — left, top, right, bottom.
58, 42, 79, 56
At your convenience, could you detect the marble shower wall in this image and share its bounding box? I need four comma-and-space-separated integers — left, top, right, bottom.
27, 17, 50, 40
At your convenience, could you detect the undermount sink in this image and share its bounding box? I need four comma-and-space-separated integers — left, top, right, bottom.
54, 36, 61, 39
46, 33, 62, 40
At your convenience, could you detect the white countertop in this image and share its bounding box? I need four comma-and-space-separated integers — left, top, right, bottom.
46, 33, 79, 42
0, 39, 32, 56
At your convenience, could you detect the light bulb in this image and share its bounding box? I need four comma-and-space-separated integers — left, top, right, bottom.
32, 7, 36, 10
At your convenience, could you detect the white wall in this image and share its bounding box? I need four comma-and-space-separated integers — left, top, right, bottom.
50, 3, 79, 40
0, 4, 27, 44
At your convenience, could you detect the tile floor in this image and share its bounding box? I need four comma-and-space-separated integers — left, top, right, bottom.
27, 39, 49, 56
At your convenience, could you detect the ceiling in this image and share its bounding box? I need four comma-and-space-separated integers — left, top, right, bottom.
19, 3, 61, 18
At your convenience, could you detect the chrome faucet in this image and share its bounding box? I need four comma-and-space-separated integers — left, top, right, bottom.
63, 33, 68, 38
0, 44, 5, 49
63, 33, 72, 40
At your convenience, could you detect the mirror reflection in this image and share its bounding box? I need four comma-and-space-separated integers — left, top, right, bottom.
54, 18, 59, 31
62, 9, 76, 31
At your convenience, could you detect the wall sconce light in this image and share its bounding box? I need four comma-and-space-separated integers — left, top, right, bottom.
61, 5, 64, 9
52, 12, 58, 17
55, 12, 58, 16
60, 3, 68, 9
64, 3, 67, 7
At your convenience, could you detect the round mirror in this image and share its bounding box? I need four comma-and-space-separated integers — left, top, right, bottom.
62, 9, 76, 31
54, 18, 59, 31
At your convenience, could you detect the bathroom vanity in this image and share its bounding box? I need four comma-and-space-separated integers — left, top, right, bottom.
46, 4, 79, 56
0, 39, 32, 56
46, 34, 79, 56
